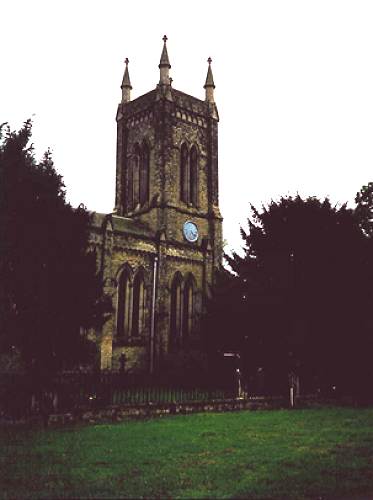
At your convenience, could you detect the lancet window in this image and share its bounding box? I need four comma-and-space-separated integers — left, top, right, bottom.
179, 143, 198, 206
180, 143, 188, 203
131, 269, 145, 338
139, 141, 150, 206
116, 266, 132, 341
116, 265, 147, 343
189, 146, 198, 207
182, 274, 194, 340
132, 143, 141, 208
127, 141, 150, 211
169, 272, 195, 350
170, 272, 183, 349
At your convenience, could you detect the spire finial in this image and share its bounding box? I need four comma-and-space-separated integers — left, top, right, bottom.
204, 57, 215, 103
121, 57, 132, 103
159, 35, 171, 85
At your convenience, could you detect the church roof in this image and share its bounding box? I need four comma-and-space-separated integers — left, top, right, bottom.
111, 215, 153, 236
172, 89, 207, 114
91, 212, 153, 238
120, 87, 209, 116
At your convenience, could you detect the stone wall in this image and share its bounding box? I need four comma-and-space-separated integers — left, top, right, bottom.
47, 396, 288, 426
91, 214, 213, 372
89, 78, 222, 373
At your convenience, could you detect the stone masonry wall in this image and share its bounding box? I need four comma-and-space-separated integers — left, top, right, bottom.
47, 397, 290, 426
94, 82, 222, 373
95, 218, 213, 372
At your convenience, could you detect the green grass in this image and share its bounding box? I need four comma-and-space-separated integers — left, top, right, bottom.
1, 407, 373, 499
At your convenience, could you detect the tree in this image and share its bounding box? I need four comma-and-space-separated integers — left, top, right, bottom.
0, 121, 110, 377
355, 182, 373, 238
203, 268, 245, 355
210, 195, 373, 395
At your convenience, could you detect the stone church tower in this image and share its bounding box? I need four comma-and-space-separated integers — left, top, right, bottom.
91, 37, 223, 372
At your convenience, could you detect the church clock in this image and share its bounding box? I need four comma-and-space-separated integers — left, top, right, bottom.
183, 221, 199, 242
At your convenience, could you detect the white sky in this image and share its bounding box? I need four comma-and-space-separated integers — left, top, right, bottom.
2, 0, 373, 252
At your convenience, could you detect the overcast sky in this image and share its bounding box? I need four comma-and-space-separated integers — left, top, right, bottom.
2, 0, 373, 252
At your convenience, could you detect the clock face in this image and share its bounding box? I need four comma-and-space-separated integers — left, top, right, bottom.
183, 221, 199, 242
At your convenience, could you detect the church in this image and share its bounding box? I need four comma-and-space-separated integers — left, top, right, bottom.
90, 37, 223, 373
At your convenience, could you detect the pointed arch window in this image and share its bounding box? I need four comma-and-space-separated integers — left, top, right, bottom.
131, 269, 146, 338
182, 275, 194, 341
127, 159, 134, 212
117, 266, 132, 341
132, 144, 141, 209
180, 144, 188, 203
139, 142, 150, 206
128, 141, 150, 212
180, 144, 198, 206
189, 146, 198, 207
170, 273, 183, 350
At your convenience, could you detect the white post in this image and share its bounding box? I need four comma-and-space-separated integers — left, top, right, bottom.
53, 392, 58, 412
290, 386, 294, 408
236, 369, 241, 398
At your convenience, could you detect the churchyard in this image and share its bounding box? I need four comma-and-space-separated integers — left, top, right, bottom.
2, 26, 373, 500
1, 407, 373, 499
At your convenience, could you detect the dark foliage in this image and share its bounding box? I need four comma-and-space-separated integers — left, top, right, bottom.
203, 268, 245, 353
206, 195, 373, 397
355, 182, 373, 238
0, 120, 111, 377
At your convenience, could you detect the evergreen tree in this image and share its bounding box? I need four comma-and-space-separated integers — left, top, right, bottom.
355, 182, 373, 238
209, 195, 373, 395
0, 120, 110, 376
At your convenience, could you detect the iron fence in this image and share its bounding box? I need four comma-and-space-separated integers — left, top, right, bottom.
0, 371, 238, 417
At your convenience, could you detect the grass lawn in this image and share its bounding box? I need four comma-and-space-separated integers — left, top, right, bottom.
1, 407, 373, 499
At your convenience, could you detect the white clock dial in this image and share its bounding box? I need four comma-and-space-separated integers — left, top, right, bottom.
183, 221, 199, 242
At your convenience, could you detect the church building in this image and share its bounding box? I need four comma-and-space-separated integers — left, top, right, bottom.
90, 37, 223, 372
